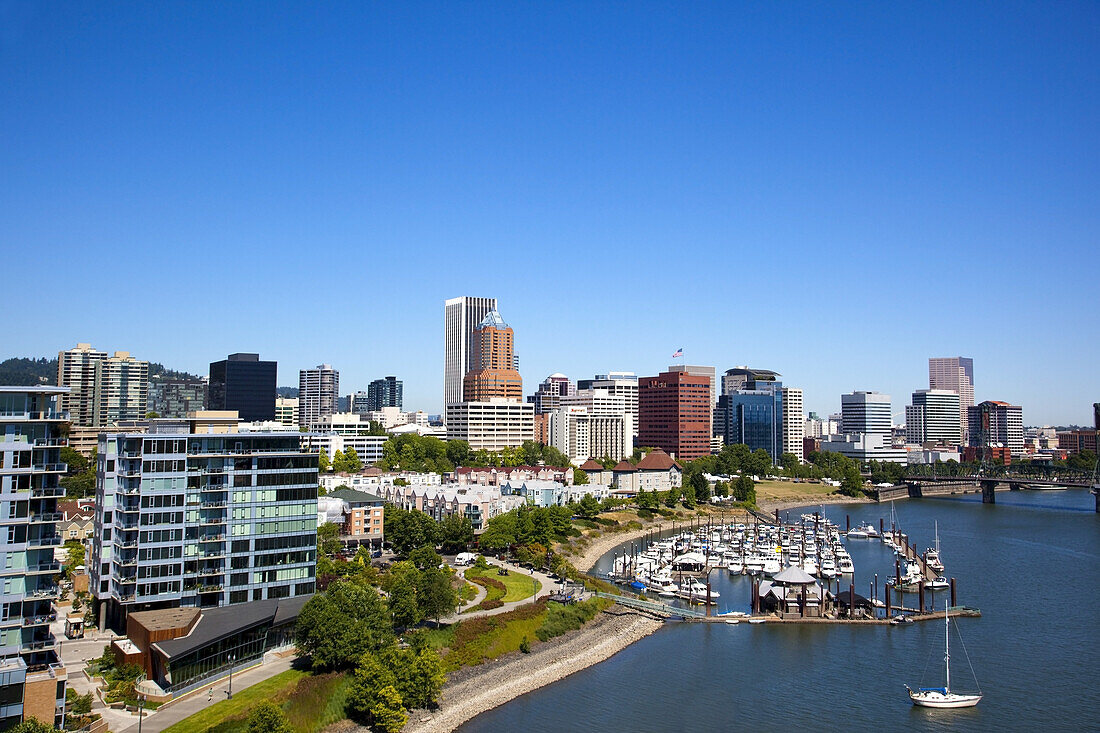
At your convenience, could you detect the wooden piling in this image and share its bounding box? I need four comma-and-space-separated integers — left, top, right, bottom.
950, 577, 957, 608
846, 514, 850, 533
918, 581, 925, 613
885, 588, 891, 616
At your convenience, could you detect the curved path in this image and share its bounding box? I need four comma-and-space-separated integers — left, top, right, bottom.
443, 560, 563, 622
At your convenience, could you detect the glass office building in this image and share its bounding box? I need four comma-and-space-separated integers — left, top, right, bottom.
208, 353, 277, 422
714, 384, 784, 464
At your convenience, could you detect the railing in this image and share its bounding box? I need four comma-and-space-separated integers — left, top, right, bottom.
33, 439, 68, 448
27, 587, 60, 599
28, 561, 61, 573
199, 518, 226, 525
31, 488, 65, 498
593, 590, 708, 619
31, 463, 67, 473
120, 451, 142, 458
198, 534, 225, 542
27, 536, 62, 547
29, 512, 63, 523
20, 639, 58, 652
22, 613, 57, 627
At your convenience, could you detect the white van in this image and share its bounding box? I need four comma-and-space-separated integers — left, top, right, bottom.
454, 552, 477, 566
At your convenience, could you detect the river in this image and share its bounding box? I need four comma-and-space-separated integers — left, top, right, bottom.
460, 489, 1100, 732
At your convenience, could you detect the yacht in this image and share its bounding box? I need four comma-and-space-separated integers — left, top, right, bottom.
648, 574, 679, 597
819, 557, 838, 579
927, 576, 949, 590
744, 553, 766, 575
677, 579, 719, 603
906, 606, 982, 708
762, 555, 782, 576
837, 555, 855, 574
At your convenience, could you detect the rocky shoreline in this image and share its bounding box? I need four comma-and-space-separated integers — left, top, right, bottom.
401, 608, 662, 733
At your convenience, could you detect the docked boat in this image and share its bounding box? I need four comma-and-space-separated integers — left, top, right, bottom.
677, 579, 718, 603
905, 606, 982, 708
927, 576, 949, 590
926, 521, 945, 573
762, 555, 782, 576
819, 557, 838, 579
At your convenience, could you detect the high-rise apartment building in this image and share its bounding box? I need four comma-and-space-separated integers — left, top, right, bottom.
668, 365, 716, 436
462, 310, 523, 402
577, 373, 638, 436
208, 354, 277, 422
905, 389, 962, 445
149, 378, 207, 418
840, 392, 893, 440
444, 296, 497, 408
92, 351, 150, 427
637, 370, 711, 461
781, 387, 804, 462
528, 374, 576, 415
445, 400, 535, 451
367, 377, 403, 412
967, 401, 1024, 458
274, 397, 299, 426
549, 406, 632, 464
721, 367, 781, 396
298, 365, 339, 427
0, 387, 69, 729
56, 343, 106, 427
929, 357, 974, 442
90, 415, 318, 631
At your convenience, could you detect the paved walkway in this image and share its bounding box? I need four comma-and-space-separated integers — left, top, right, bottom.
442, 560, 561, 623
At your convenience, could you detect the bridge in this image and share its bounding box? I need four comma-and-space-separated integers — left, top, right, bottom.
594, 591, 707, 619
870, 470, 1097, 508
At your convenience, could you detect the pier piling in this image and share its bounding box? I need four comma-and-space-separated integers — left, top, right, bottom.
918, 582, 925, 613
950, 577, 957, 608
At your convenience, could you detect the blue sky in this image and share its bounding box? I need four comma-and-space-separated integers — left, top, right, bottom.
2, 2, 1097, 425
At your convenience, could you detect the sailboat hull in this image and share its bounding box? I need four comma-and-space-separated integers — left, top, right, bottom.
907, 688, 982, 708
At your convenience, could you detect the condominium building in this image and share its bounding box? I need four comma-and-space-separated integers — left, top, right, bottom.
298, 364, 339, 427
462, 310, 523, 402
92, 351, 150, 427
90, 415, 318, 631
967, 400, 1024, 458
0, 387, 70, 729
56, 343, 106, 427
444, 296, 497, 409
548, 406, 633, 464
637, 370, 711, 461
208, 353, 277, 422
445, 400, 534, 451
149, 378, 207, 419
929, 357, 974, 441
301, 433, 388, 466
349, 391, 371, 416
781, 387, 804, 462
528, 374, 576, 415
367, 377, 402, 412
840, 392, 893, 441
274, 397, 299, 426
905, 389, 962, 446
577, 373, 639, 436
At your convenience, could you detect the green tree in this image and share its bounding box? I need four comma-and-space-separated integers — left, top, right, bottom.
60, 446, 89, 474
681, 485, 696, 509
318, 448, 330, 473
713, 480, 729, 498
573, 468, 589, 485
383, 506, 439, 558
576, 494, 601, 518
637, 489, 658, 510
60, 471, 95, 499
385, 561, 422, 628
688, 471, 709, 503
408, 546, 442, 571
295, 581, 393, 670
332, 449, 348, 473
344, 447, 363, 473
478, 512, 516, 553
317, 522, 341, 558
445, 439, 471, 467
11, 720, 55, 733
247, 701, 293, 733
664, 486, 679, 508
840, 464, 865, 497
733, 474, 756, 503
371, 685, 408, 733
779, 452, 800, 474
417, 567, 458, 623
398, 649, 446, 708
746, 449, 773, 477
438, 514, 474, 554
347, 652, 398, 722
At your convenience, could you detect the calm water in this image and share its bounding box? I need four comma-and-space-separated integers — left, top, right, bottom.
461, 490, 1100, 732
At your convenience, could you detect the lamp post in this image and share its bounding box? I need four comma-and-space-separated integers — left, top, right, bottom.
227, 653, 235, 699
137, 692, 146, 733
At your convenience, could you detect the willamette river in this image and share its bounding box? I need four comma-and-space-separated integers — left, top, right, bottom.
460, 489, 1100, 732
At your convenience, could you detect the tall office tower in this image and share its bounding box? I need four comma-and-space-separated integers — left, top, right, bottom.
298, 365, 339, 427
721, 366, 781, 396
56, 342, 106, 426
0, 387, 69, 728
274, 397, 299, 426
529, 374, 576, 414
668, 365, 715, 437
929, 357, 974, 441
92, 351, 150, 427
577, 372, 639, 436
840, 391, 893, 440
781, 387, 804, 461
637, 370, 711, 461
714, 382, 784, 464
367, 376, 403, 411
349, 392, 371, 415
905, 389, 962, 445
208, 353, 277, 422
462, 310, 523, 402
967, 400, 1024, 458
90, 415, 318, 631
444, 296, 497, 408
149, 378, 207, 418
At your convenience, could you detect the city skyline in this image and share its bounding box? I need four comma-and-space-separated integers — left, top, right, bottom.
3, 4, 1097, 425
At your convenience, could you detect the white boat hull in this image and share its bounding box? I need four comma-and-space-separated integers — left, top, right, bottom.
907, 688, 982, 708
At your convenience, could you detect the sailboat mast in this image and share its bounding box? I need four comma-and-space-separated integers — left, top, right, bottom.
944, 604, 951, 692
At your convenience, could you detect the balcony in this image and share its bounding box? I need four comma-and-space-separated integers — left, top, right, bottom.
120, 451, 142, 459
200, 501, 227, 508
32, 438, 67, 448
19, 639, 59, 653
26, 586, 60, 600
27, 536, 61, 548
200, 484, 227, 492
119, 594, 136, 603
22, 613, 57, 628
26, 561, 61, 575
117, 469, 142, 478
31, 463, 67, 473
201, 468, 227, 475
116, 558, 138, 567
199, 517, 226, 526
198, 534, 225, 543
28, 512, 63, 524
31, 487, 65, 498
117, 505, 140, 514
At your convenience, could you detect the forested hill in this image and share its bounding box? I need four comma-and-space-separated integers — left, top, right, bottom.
0, 356, 200, 385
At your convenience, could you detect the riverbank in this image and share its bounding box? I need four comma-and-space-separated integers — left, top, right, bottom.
567, 494, 871, 573
401, 608, 662, 733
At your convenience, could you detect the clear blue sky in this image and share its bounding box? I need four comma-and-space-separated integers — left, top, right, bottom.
3, 2, 1097, 425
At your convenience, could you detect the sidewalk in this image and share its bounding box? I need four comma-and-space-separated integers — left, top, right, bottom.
442, 560, 559, 623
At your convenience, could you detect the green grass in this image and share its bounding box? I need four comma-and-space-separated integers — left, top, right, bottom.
162, 669, 307, 733
441, 599, 549, 672
284, 672, 352, 732
467, 566, 541, 603
418, 623, 458, 652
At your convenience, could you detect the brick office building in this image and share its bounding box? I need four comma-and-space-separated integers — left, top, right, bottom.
637, 370, 712, 461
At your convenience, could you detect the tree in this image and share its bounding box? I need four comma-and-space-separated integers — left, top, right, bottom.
746, 449, 773, 477
385, 561, 421, 628
417, 568, 458, 623
318, 448, 330, 473
384, 506, 439, 558
438, 514, 474, 554
576, 494, 601, 519
445, 439, 470, 467
688, 471, 709, 503
408, 546, 442, 571
573, 468, 589, 485
60, 471, 95, 499
11, 720, 55, 733
664, 486, 679, 508
637, 489, 658, 510
332, 449, 348, 473
681, 486, 696, 509
317, 522, 341, 558
347, 652, 398, 722
371, 685, 408, 733
713, 480, 729, 498
295, 581, 393, 670
779, 452, 800, 474
733, 474, 756, 503
840, 464, 865, 497
247, 701, 293, 733
398, 649, 446, 709
60, 446, 89, 474
344, 447, 363, 473
478, 512, 516, 554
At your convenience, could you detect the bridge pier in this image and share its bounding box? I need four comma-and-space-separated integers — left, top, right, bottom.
1094, 488, 1099, 513
981, 480, 997, 504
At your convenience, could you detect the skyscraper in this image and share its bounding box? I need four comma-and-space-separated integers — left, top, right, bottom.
444, 296, 497, 408
841, 392, 893, 439
967, 400, 1024, 458
92, 351, 150, 426
0, 387, 69, 728
929, 357, 974, 441
462, 309, 523, 402
208, 353, 277, 422
714, 368, 784, 463
367, 376, 403, 411
905, 389, 962, 445
299, 364, 340, 427
529, 374, 576, 414
668, 365, 716, 437
637, 370, 711, 460
56, 342, 106, 427
577, 372, 639, 436
781, 387, 804, 461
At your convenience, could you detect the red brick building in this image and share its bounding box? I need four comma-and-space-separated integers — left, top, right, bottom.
637, 370, 712, 461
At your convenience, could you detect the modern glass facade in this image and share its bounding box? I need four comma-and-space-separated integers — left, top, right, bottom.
714, 385, 784, 464
208, 353, 277, 422
367, 377, 403, 411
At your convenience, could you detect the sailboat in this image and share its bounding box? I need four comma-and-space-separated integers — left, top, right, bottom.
926, 521, 945, 573
906, 606, 982, 708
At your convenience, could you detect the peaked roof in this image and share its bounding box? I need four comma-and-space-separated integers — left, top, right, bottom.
329, 488, 385, 505
612, 460, 636, 472
578, 459, 605, 471
636, 448, 681, 471
476, 309, 509, 330
772, 566, 817, 585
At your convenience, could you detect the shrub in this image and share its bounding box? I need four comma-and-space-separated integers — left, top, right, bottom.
519, 635, 531, 653
247, 701, 292, 733
478, 599, 503, 610
535, 598, 604, 642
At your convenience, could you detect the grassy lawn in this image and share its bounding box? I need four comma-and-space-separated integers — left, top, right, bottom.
466, 566, 540, 603
161, 668, 351, 733
441, 599, 549, 672
753, 480, 841, 503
